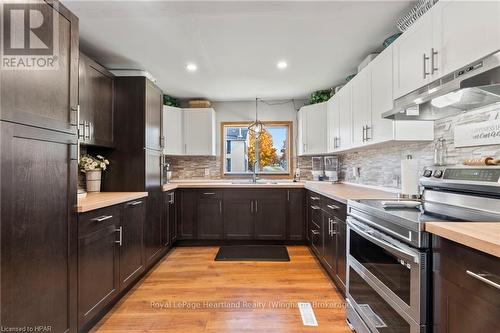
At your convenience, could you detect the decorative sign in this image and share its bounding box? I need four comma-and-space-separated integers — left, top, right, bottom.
454, 119, 500, 148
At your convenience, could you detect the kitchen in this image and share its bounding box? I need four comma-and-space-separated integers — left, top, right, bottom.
0, 0, 499, 332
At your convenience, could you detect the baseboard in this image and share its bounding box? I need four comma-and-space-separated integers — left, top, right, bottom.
175, 239, 307, 247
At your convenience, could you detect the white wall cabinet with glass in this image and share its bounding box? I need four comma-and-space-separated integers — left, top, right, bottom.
393, 0, 500, 99
162, 106, 216, 156
297, 102, 327, 155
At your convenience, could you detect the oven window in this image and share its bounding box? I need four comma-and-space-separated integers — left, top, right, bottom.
350, 229, 411, 305
349, 268, 410, 333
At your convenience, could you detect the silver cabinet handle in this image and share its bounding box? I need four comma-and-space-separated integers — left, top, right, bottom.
423, 53, 430, 79
362, 125, 366, 142
203, 192, 215, 195
310, 196, 320, 201
287, 190, 290, 202
250, 201, 254, 213
255, 200, 258, 212
365, 125, 371, 141
311, 205, 320, 210
431, 48, 438, 74
83, 121, 90, 140
127, 200, 143, 206
327, 204, 339, 211
466, 270, 500, 290
169, 192, 175, 204
331, 218, 338, 236
328, 218, 332, 236
311, 230, 320, 235
91, 215, 113, 222
89, 121, 93, 141
219, 200, 222, 213
115, 226, 123, 246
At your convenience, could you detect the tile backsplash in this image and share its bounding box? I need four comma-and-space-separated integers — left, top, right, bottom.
166, 103, 500, 189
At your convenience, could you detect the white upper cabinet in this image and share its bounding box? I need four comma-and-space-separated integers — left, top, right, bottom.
393, 10, 434, 99
370, 45, 397, 142
297, 102, 327, 155
432, 0, 500, 77
351, 69, 372, 146
183, 108, 216, 156
393, 0, 500, 99
162, 105, 184, 155
338, 84, 353, 151
326, 97, 339, 153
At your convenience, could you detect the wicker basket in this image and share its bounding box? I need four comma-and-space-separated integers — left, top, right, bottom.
188, 100, 211, 108
396, 0, 439, 32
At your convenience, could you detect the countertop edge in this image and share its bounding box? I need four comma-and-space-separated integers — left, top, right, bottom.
425, 222, 500, 258
77, 192, 149, 213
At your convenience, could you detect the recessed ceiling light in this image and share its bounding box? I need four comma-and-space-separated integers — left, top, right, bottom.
277, 60, 288, 69
186, 63, 198, 72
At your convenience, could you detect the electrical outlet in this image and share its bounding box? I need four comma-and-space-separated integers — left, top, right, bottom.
204, 168, 210, 176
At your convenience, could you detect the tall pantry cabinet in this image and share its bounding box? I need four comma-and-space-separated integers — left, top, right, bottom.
0, 1, 79, 331
105, 76, 166, 269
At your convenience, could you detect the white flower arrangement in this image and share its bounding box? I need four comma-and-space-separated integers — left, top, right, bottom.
79, 154, 110, 172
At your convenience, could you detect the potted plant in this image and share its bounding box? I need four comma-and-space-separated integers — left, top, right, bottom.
79, 154, 109, 193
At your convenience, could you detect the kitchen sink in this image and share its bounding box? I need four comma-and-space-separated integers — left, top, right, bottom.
231, 180, 279, 185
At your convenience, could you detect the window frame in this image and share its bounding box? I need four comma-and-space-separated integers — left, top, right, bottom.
220, 121, 293, 178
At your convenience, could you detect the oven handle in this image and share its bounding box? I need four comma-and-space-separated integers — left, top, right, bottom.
348, 217, 420, 264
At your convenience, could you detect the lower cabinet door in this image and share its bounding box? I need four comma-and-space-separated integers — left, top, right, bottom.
254, 192, 287, 240
288, 189, 305, 240
120, 199, 145, 290
179, 190, 197, 239
197, 192, 223, 239
144, 190, 163, 266
322, 212, 336, 274
223, 191, 254, 240
335, 218, 347, 291
78, 224, 120, 327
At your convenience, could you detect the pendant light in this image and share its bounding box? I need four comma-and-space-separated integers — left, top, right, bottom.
248, 98, 265, 138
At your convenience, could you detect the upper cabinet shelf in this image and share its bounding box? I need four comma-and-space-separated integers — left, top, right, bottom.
163, 107, 216, 156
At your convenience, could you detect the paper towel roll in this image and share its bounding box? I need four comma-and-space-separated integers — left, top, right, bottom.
401, 158, 419, 196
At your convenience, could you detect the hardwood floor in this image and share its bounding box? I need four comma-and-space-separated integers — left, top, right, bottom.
91, 246, 351, 332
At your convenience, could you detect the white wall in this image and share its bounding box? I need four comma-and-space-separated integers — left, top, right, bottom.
210, 99, 307, 156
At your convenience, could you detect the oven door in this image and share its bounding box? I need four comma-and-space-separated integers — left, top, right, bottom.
346, 216, 429, 329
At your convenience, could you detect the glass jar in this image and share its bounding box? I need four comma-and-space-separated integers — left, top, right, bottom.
434, 138, 447, 166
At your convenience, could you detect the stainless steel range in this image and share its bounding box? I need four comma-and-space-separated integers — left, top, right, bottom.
346, 166, 500, 333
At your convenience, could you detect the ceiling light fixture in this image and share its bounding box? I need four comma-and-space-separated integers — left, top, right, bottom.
277, 60, 288, 69
186, 63, 198, 72
248, 98, 265, 139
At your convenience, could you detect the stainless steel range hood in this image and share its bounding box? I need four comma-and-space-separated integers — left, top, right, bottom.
383, 51, 500, 120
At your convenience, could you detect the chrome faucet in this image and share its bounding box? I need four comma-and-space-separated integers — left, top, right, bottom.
252, 161, 259, 183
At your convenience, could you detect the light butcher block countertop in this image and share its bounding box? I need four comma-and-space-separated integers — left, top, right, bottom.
163, 180, 397, 204
304, 182, 397, 204
425, 222, 500, 258
77, 192, 148, 213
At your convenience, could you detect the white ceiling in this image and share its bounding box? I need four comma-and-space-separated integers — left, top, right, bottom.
63, 0, 414, 100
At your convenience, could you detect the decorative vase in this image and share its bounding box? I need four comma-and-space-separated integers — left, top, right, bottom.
86, 170, 102, 192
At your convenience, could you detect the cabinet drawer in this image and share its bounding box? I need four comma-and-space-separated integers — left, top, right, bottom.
78, 206, 121, 236
322, 197, 347, 221
198, 190, 223, 200
434, 236, 500, 305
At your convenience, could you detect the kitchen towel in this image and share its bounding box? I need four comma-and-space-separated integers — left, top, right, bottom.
401, 158, 419, 196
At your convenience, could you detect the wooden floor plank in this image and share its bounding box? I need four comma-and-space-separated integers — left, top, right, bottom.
91, 246, 351, 333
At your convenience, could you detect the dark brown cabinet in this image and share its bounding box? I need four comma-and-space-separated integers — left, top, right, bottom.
433, 236, 500, 333
223, 191, 255, 240
287, 189, 305, 240
306, 190, 347, 294
106, 76, 165, 269
120, 199, 145, 290
78, 52, 114, 147
179, 190, 197, 239
77, 206, 120, 329
198, 191, 223, 239
1, 122, 78, 332
254, 190, 287, 240
166, 191, 178, 244
0, 1, 79, 135
145, 79, 163, 151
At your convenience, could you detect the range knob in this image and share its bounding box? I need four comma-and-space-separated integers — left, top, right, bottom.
433, 170, 443, 178
423, 170, 433, 178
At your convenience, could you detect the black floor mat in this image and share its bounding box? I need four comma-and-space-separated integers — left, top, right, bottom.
214, 245, 290, 262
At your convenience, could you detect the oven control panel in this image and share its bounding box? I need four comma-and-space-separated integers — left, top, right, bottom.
422, 166, 500, 183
